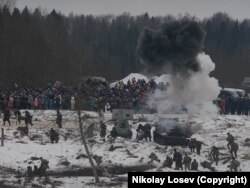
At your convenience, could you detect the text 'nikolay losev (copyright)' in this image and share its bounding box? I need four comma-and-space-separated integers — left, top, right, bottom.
131, 176, 247, 186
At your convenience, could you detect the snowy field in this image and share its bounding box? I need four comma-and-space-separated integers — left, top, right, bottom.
0, 110, 250, 187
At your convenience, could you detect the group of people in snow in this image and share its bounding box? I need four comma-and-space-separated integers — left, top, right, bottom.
162, 132, 241, 172
2, 108, 33, 127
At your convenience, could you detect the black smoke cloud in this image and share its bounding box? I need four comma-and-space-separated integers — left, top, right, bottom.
137, 19, 205, 74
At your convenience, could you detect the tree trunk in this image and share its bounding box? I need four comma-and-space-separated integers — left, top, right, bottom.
77, 110, 100, 183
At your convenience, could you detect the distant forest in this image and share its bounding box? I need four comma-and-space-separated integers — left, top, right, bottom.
1, 5, 250, 87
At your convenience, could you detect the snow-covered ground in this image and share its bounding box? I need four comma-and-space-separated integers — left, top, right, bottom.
0, 110, 250, 187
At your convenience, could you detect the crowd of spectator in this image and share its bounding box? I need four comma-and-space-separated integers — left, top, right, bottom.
0, 78, 168, 112
0, 81, 77, 111
218, 95, 250, 115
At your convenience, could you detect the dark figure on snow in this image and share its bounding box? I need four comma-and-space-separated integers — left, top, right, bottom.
183, 153, 192, 171
191, 159, 198, 171
196, 140, 205, 155
25, 111, 33, 127
14, 109, 21, 125
110, 126, 117, 139
56, 110, 62, 128
136, 127, 144, 141
229, 157, 240, 172
50, 128, 59, 143
173, 149, 183, 170
143, 123, 152, 141
188, 138, 196, 152
3, 108, 11, 125
100, 121, 107, 141
38, 158, 49, 176
210, 146, 219, 166
163, 156, 173, 168
227, 133, 234, 150
230, 141, 239, 158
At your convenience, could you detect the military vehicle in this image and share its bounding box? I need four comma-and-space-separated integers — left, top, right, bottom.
112, 109, 134, 139
153, 117, 190, 146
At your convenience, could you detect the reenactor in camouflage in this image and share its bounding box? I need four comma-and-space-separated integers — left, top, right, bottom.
149, 152, 160, 163
183, 153, 192, 171
163, 156, 173, 168
93, 155, 102, 167
50, 128, 59, 143
196, 140, 205, 155
3, 108, 11, 126
38, 158, 49, 176
56, 110, 62, 128
143, 123, 152, 141
230, 141, 239, 158
210, 146, 219, 166
229, 157, 240, 172
100, 121, 107, 141
173, 149, 183, 170
191, 159, 198, 171
25, 111, 33, 127
188, 138, 196, 153
227, 133, 234, 149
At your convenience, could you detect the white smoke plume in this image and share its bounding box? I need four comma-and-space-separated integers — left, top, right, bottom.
149, 53, 220, 115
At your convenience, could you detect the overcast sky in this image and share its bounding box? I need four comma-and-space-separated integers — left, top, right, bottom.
16, 0, 250, 20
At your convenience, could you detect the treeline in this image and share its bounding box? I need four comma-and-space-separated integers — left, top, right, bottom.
0, 6, 250, 87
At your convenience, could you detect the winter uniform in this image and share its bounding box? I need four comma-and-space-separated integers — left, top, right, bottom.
143, 123, 152, 141
173, 150, 183, 170
229, 158, 240, 172
56, 110, 62, 128
230, 141, 239, 158
3, 108, 11, 125
25, 111, 33, 127
191, 159, 198, 171
183, 154, 192, 171
50, 128, 59, 143
100, 121, 107, 141
163, 156, 173, 168
227, 133, 234, 149
196, 141, 205, 155
211, 146, 219, 166
188, 138, 196, 152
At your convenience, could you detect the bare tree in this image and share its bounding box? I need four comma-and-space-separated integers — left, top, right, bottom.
0, 0, 16, 11
76, 82, 100, 184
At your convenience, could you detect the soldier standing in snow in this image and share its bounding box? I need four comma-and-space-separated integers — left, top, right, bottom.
227, 133, 234, 149
143, 123, 152, 141
191, 159, 198, 171
25, 110, 33, 127
183, 153, 192, 171
230, 141, 239, 158
210, 146, 219, 166
229, 157, 240, 172
173, 149, 183, 170
188, 138, 196, 153
3, 108, 11, 125
100, 121, 106, 141
196, 140, 205, 155
56, 110, 62, 128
